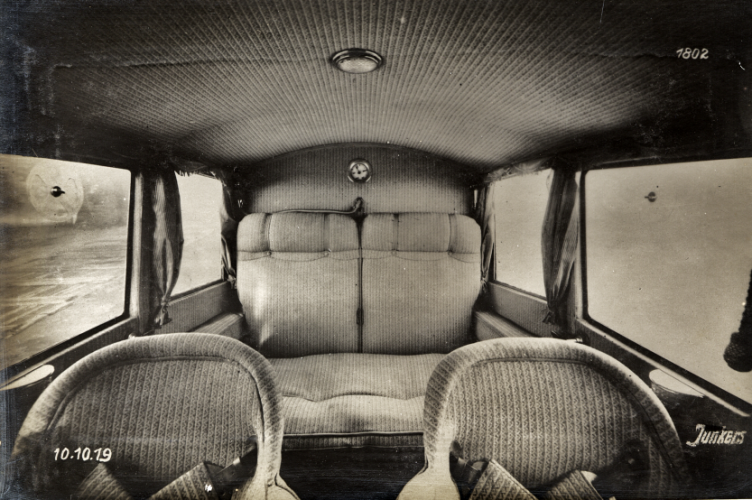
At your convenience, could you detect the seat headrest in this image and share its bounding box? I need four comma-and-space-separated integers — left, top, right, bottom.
238, 213, 359, 253
362, 213, 480, 254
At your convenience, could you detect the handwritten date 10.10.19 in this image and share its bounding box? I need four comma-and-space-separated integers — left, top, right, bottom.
53, 446, 112, 462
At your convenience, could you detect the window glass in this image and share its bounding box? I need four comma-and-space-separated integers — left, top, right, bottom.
0, 155, 131, 369
585, 158, 752, 403
173, 174, 222, 295
493, 171, 550, 297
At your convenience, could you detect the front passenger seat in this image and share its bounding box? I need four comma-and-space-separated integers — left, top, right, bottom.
10, 332, 298, 500
398, 338, 690, 500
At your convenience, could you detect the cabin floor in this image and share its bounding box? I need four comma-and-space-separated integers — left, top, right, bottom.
280, 448, 425, 500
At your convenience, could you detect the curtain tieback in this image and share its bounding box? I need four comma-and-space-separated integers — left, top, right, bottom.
154, 299, 173, 328
543, 310, 555, 325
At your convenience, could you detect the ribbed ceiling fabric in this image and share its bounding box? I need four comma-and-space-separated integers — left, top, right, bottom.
8, 0, 750, 170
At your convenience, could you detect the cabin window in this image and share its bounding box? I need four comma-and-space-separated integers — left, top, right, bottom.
172, 174, 222, 295
584, 158, 752, 403
0, 155, 131, 368
493, 172, 550, 297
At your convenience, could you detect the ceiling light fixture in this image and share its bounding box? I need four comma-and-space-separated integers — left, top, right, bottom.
331, 49, 383, 74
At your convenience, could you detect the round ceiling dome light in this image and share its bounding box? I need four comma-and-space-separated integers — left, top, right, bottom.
331, 49, 383, 74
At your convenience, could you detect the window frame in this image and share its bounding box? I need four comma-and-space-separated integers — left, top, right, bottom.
170, 172, 225, 299
579, 151, 752, 412
1, 163, 136, 377
489, 177, 548, 301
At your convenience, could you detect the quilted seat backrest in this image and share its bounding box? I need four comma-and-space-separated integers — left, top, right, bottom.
409, 338, 690, 499
361, 213, 482, 354
237, 213, 361, 357
10, 333, 293, 499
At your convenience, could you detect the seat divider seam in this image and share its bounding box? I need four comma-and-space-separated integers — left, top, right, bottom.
391, 213, 399, 252
358, 217, 364, 352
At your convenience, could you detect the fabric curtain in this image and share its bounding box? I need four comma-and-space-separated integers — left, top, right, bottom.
541, 167, 579, 334
215, 171, 245, 288
724, 267, 752, 372
483, 157, 550, 184
476, 184, 496, 286
147, 170, 183, 328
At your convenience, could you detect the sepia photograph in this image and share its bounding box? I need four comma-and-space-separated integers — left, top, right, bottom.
0, 0, 750, 498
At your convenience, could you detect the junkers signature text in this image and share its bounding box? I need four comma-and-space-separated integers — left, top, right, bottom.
686, 424, 746, 447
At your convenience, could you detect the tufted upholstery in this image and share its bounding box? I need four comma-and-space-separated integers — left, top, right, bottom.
362, 213, 481, 354
11, 333, 297, 499
399, 338, 690, 500
237, 213, 361, 357
234, 212, 482, 449
271, 353, 444, 449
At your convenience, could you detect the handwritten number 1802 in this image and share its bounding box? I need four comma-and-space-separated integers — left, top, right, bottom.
53, 447, 111, 462
677, 48, 709, 60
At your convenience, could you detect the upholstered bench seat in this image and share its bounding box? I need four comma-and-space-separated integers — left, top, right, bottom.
271, 353, 443, 449
236, 212, 481, 450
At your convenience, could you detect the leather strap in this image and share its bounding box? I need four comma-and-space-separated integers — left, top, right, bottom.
467, 460, 535, 500
151, 463, 221, 500
277, 197, 363, 215
74, 447, 257, 500
544, 471, 603, 500
451, 458, 610, 500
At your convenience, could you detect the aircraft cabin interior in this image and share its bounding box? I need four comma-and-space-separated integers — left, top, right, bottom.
1, 1, 751, 499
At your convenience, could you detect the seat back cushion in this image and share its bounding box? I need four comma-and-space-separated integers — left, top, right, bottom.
11, 333, 283, 497
237, 213, 360, 357
361, 213, 481, 354
422, 339, 690, 497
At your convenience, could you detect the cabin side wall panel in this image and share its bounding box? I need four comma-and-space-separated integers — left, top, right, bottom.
241, 145, 475, 214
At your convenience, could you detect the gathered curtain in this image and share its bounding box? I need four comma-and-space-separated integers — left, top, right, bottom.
483, 157, 550, 184
147, 169, 183, 328
215, 171, 245, 288
724, 268, 752, 372
541, 167, 579, 334
476, 183, 496, 286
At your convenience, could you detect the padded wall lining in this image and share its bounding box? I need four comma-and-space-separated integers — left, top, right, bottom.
243, 145, 474, 214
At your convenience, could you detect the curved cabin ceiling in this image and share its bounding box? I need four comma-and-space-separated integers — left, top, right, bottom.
3, 0, 750, 171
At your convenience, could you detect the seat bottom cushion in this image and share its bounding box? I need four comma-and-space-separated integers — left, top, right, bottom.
270, 353, 444, 450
